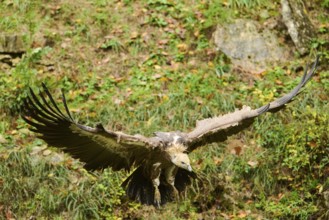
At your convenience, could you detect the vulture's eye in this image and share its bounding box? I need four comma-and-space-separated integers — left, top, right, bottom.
181, 161, 186, 164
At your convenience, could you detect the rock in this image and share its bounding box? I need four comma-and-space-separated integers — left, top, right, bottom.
0, 34, 26, 54
212, 19, 289, 74
11, 57, 21, 66
0, 54, 18, 70
0, 54, 22, 68
0, 54, 11, 62
281, 0, 316, 55
0, 62, 11, 71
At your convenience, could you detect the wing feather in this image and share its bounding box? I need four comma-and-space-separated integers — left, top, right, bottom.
186, 57, 319, 152
22, 85, 160, 171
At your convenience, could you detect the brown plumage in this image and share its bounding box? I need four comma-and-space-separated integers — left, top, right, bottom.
21, 58, 318, 207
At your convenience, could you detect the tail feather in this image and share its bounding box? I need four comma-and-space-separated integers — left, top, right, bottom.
122, 166, 196, 206
122, 166, 154, 205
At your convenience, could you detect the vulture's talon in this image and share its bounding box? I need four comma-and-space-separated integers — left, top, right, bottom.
154, 190, 161, 208
172, 187, 180, 201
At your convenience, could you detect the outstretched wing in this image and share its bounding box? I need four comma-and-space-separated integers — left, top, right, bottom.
186, 57, 319, 152
22, 84, 161, 171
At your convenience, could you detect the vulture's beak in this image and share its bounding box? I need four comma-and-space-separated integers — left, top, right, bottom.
187, 165, 193, 172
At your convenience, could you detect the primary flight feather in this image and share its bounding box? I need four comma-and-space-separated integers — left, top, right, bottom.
22, 58, 318, 207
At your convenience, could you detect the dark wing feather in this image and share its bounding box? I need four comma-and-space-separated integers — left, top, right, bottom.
21, 85, 161, 171
186, 57, 319, 152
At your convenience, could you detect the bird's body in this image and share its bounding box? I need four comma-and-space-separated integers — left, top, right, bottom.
21, 58, 318, 206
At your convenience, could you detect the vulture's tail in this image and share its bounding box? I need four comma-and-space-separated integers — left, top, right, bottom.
122, 166, 196, 206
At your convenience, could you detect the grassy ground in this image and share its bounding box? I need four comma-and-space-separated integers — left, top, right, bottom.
1, 0, 329, 219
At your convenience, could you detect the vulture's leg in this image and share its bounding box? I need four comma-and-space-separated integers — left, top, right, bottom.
151, 162, 162, 207
165, 166, 179, 200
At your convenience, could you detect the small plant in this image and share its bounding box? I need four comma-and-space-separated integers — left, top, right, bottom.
100, 38, 124, 52
228, 0, 267, 8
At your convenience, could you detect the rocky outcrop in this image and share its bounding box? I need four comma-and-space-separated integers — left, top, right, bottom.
0, 34, 25, 54
212, 19, 289, 74
281, 0, 316, 55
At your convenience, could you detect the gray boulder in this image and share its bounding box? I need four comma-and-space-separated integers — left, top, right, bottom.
213, 19, 289, 74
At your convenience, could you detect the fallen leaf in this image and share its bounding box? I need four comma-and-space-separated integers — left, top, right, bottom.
238, 211, 247, 218
69, 175, 79, 184
213, 156, 222, 165
177, 43, 188, 52
130, 31, 139, 39
195, 96, 203, 105
238, 210, 251, 218
158, 39, 169, 45
194, 30, 200, 37
5, 208, 14, 220
19, 128, 30, 135
43, 149, 52, 156
152, 73, 162, 79
114, 98, 123, 105
275, 80, 283, 85
309, 141, 317, 148
154, 65, 161, 70
100, 57, 110, 64
247, 160, 258, 168
30, 146, 47, 155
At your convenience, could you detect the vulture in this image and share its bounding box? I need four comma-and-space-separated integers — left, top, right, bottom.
22, 58, 318, 207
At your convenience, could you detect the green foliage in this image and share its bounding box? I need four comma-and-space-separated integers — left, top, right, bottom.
259, 191, 318, 219
0, 47, 52, 114
0, 148, 124, 219
228, 0, 267, 8
0, 0, 41, 33
100, 38, 124, 52
322, 0, 329, 8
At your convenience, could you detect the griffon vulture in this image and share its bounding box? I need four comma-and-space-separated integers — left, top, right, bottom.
22, 58, 318, 207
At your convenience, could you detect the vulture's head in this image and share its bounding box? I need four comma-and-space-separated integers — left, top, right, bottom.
170, 153, 192, 172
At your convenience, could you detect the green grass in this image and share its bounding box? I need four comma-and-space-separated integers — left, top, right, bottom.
0, 148, 125, 219
1, 0, 329, 219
